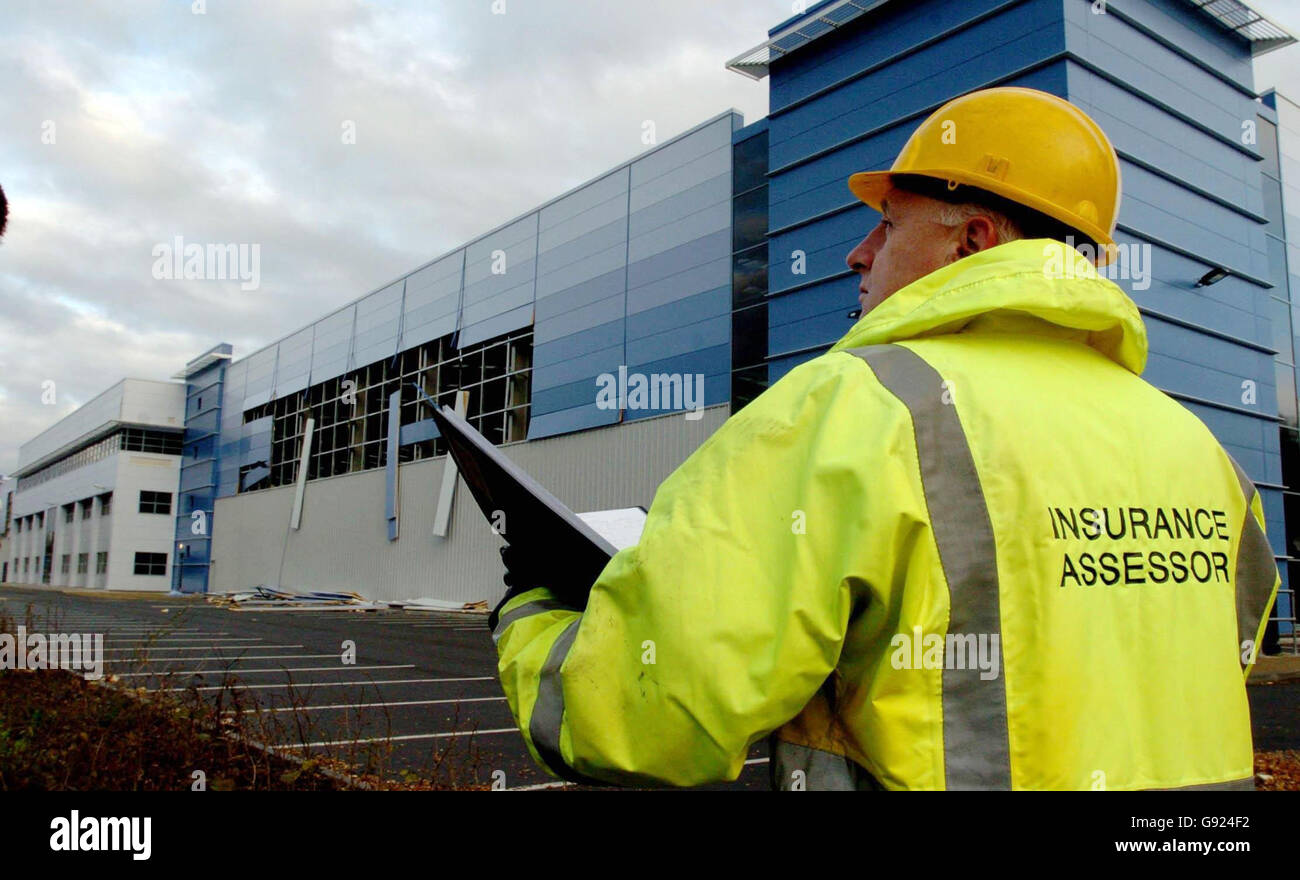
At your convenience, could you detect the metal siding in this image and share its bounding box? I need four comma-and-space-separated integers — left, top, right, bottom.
527, 404, 621, 439
458, 215, 538, 348
400, 254, 462, 351
534, 267, 624, 321
241, 347, 277, 409
626, 285, 730, 341
1069, 69, 1260, 213
769, 3, 1066, 169
310, 306, 356, 383
626, 257, 730, 316
273, 326, 314, 397
768, 0, 1019, 112
1064, 0, 1256, 146
217, 357, 247, 498
533, 319, 624, 368
1064, 5, 1277, 484
458, 303, 535, 349
531, 342, 626, 396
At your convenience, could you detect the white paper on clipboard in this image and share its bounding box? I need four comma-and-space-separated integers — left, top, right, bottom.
576, 507, 647, 551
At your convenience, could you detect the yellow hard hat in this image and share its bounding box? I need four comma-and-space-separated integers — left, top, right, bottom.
848, 87, 1121, 264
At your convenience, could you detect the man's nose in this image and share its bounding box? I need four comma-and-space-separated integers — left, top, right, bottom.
842, 235, 873, 272
846, 234, 875, 274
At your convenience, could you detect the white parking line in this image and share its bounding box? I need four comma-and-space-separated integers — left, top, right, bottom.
103, 644, 305, 653
56, 623, 202, 631
103, 636, 252, 643
117, 664, 414, 678
274, 727, 519, 749
509, 781, 574, 791
73, 624, 201, 628
34, 617, 188, 622
412, 624, 487, 629
106, 653, 340, 664
152, 675, 494, 692
232, 695, 507, 713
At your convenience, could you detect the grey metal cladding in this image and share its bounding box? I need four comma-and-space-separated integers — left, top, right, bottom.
354, 280, 404, 333
629, 200, 730, 264
536, 241, 629, 299
533, 317, 624, 367
533, 292, 626, 345
535, 267, 626, 321
465, 214, 538, 267
628, 227, 731, 290
463, 255, 537, 307
629, 116, 732, 190
630, 143, 731, 213
540, 193, 630, 254
459, 304, 534, 349
537, 217, 628, 281
626, 314, 729, 365
461, 281, 536, 327
532, 341, 625, 388
627, 171, 730, 241
626, 256, 730, 316
539, 170, 629, 231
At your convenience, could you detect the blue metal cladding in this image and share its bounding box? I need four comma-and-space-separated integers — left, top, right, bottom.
216, 355, 247, 498
624, 116, 734, 421
400, 254, 460, 351
1061, 0, 1284, 559
1258, 93, 1299, 634
766, 0, 1070, 368
528, 165, 630, 438
460, 214, 538, 348
174, 344, 231, 594
528, 112, 739, 438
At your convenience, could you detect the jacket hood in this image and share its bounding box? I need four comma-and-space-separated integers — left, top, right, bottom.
828, 238, 1148, 374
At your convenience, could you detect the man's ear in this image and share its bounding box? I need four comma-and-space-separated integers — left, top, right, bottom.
954, 215, 999, 259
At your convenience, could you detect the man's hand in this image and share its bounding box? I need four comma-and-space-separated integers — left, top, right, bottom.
490, 543, 574, 630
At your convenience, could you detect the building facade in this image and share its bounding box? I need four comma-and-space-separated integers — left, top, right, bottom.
4, 0, 1296, 643
5, 380, 186, 591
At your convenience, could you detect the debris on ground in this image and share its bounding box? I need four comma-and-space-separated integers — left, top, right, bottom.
386, 598, 489, 613
205, 586, 488, 614
207, 585, 385, 611
1254, 750, 1300, 790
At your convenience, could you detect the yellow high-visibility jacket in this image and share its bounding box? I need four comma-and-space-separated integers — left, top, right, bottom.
494, 238, 1280, 790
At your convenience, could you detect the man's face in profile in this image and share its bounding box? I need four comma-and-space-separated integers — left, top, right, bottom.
844, 187, 961, 316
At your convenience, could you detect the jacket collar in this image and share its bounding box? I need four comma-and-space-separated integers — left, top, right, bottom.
828, 238, 1148, 375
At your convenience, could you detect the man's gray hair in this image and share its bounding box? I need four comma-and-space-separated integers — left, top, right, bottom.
929, 200, 1024, 244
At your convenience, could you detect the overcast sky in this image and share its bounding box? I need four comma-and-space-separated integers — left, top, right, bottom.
2, 0, 1299, 476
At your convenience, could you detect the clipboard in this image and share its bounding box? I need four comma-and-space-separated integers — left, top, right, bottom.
414, 384, 644, 606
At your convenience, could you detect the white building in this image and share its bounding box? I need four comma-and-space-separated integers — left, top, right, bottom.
0, 475, 14, 583
5, 379, 186, 591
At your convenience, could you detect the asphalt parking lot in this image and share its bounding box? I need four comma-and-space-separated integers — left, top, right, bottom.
0, 585, 771, 790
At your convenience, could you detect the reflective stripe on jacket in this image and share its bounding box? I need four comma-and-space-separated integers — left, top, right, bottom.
493, 238, 1280, 790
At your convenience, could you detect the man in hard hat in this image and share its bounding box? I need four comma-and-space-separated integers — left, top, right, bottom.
492, 87, 1280, 790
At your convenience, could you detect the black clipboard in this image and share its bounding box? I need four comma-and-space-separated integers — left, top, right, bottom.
417, 386, 630, 606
